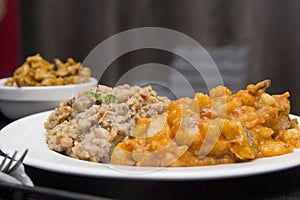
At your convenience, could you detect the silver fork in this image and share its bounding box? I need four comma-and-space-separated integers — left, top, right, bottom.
0, 149, 28, 174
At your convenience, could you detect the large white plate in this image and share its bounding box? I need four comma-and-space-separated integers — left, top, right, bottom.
1, 111, 300, 181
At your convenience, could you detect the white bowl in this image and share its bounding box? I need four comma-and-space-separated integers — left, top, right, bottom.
0, 77, 98, 120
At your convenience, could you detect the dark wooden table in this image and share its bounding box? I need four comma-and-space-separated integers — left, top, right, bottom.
1, 112, 300, 200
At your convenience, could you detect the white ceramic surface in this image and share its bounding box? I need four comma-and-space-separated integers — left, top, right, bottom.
0, 77, 98, 120
0, 111, 300, 181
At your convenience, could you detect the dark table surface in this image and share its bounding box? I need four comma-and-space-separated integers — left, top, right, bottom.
1, 112, 300, 200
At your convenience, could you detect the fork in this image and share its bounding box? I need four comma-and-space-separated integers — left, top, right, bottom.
0, 149, 28, 174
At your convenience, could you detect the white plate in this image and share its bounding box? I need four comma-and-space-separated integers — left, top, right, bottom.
1, 111, 300, 181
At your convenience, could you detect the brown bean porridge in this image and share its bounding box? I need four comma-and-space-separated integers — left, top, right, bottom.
44, 84, 170, 163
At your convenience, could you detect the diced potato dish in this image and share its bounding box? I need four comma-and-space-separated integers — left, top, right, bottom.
111, 80, 300, 167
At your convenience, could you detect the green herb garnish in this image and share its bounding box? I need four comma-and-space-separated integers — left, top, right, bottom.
90, 92, 115, 104
105, 94, 116, 104
89, 92, 102, 103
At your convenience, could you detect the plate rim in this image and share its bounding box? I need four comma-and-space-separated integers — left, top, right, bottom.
1, 111, 300, 181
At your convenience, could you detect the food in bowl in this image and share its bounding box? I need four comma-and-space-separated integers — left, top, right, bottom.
111, 80, 300, 166
44, 84, 170, 163
4, 54, 91, 87
0, 77, 98, 120
0, 54, 96, 120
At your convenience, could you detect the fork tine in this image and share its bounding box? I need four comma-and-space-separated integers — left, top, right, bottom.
7, 149, 28, 174
0, 154, 8, 171
2, 151, 18, 173
0, 149, 7, 157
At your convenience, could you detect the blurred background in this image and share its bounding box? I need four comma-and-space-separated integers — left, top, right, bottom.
0, 0, 300, 114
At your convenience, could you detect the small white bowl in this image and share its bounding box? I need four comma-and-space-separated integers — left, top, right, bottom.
0, 77, 98, 120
